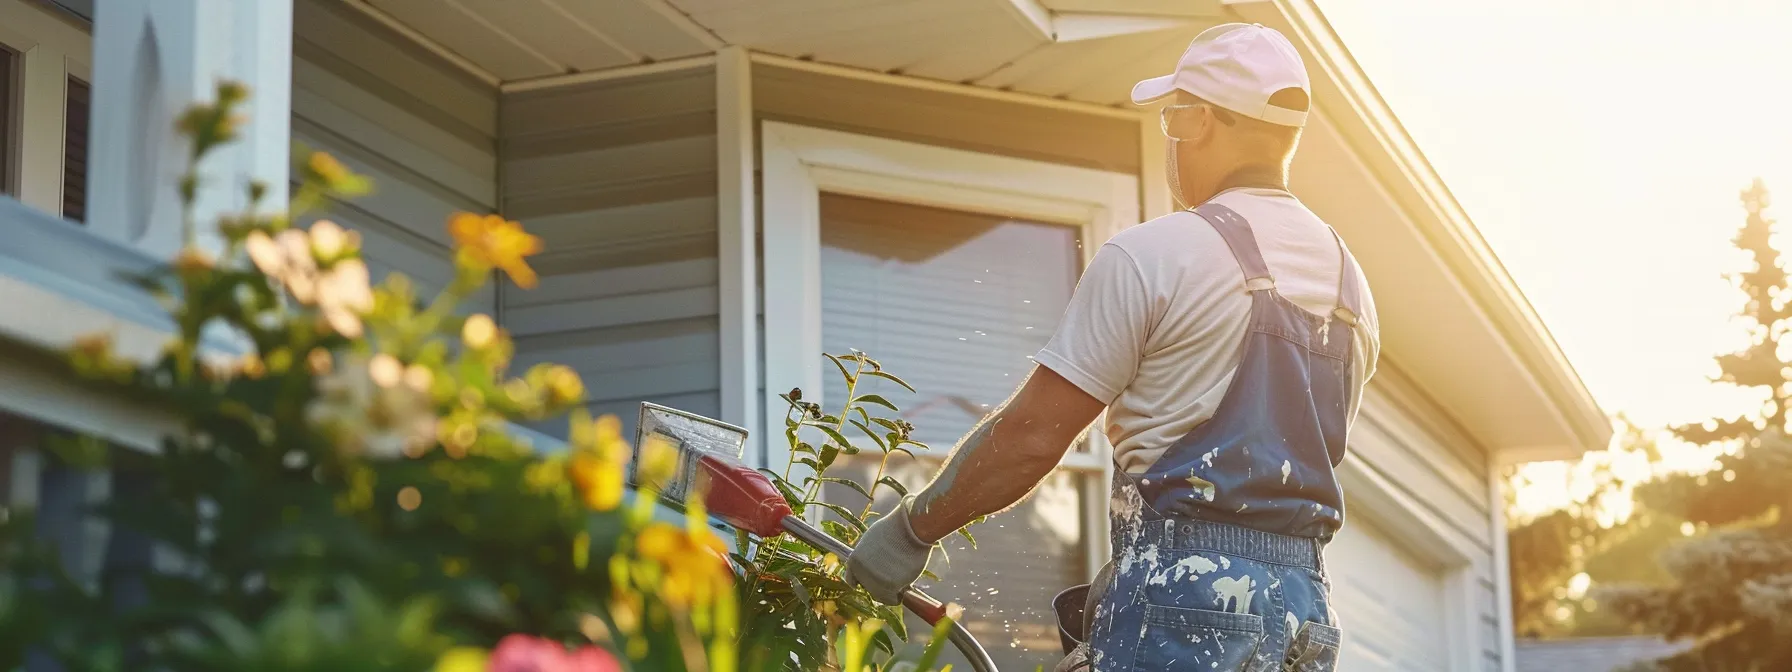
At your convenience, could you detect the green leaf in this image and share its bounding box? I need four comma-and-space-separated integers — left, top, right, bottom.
778, 568, 813, 607
819, 476, 872, 500
852, 405, 871, 427
819, 443, 841, 470
797, 458, 822, 471
824, 353, 855, 385
872, 417, 903, 433
894, 437, 931, 453
877, 604, 909, 642
821, 519, 862, 546
792, 441, 816, 455
877, 476, 910, 497
862, 370, 915, 393
849, 420, 888, 451
812, 503, 868, 532
852, 394, 900, 412
816, 426, 855, 453
956, 526, 978, 550
921, 569, 940, 582
913, 609, 957, 672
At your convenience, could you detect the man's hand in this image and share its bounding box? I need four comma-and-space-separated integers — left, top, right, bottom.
844, 495, 933, 605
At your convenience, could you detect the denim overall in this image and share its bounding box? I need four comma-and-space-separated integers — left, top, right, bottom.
1076, 201, 1363, 672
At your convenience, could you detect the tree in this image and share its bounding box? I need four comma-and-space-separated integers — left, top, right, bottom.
1597, 179, 1792, 670
1505, 418, 1670, 638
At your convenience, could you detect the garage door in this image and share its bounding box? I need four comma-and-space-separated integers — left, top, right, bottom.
1325, 513, 1450, 671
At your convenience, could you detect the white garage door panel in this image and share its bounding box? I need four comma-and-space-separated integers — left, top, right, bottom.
1326, 514, 1449, 672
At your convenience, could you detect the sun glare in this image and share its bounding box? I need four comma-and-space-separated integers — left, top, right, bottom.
1319, 1, 1792, 514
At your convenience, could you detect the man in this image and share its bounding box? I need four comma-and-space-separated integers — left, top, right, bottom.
844, 22, 1379, 672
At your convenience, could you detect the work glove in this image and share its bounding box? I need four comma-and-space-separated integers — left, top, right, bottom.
844, 495, 933, 605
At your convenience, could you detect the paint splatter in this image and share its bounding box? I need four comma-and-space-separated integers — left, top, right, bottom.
1188, 474, 1217, 501
1285, 611, 1300, 636
1213, 575, 1257, 614
1146, 554, 1220, 586
1281, 460, 1292, 484
1200, 448, 1219, 468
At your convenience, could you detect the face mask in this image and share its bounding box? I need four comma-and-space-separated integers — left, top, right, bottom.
1166, 136, 1189, 210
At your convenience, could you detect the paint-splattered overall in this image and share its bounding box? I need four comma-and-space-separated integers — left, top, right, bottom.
1079, 202, 1363, 672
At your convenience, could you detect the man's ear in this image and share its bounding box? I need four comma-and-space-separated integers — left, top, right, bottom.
1192, 105, 1221, 147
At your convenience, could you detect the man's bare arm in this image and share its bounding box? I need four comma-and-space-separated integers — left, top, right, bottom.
906, 365, 1107, 543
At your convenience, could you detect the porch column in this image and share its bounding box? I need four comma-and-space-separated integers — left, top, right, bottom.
86, 0, 292, 260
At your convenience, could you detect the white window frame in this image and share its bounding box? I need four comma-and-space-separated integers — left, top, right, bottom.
0, 0, 90, 215
759, 120, 1139, 580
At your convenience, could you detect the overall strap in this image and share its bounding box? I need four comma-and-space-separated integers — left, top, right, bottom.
1194, 203, 1276, 292
1328, 228, 1363, 326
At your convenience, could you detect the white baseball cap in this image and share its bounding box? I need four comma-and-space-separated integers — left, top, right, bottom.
1131, 23, 1311, 128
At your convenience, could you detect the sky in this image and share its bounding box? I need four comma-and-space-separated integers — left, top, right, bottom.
1314, 1, 1792, 441
1312, 1, 1792, 514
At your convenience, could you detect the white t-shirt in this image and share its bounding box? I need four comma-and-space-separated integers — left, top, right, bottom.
1035, 188, 1380, 474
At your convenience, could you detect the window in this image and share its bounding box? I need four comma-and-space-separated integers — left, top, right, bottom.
761, 122, 1138, 672
62, 76, 87, 222
814, 194, 1089, 671
0, 0, 92, 217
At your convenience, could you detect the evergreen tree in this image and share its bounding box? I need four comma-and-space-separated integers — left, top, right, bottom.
1599, 179, 1792, 670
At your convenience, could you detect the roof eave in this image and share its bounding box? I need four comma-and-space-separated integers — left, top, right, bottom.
1242, 0, 1612, 459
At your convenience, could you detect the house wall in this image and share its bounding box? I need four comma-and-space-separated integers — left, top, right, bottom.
752, 61, 1141, 175
291, 0, 499, 309
1355, 363, 1506, 672
498, 68, 721, 439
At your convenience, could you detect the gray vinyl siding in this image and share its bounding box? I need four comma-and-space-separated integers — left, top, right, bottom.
1353, 363, 1506, 670
752, 62, 1140, 175
291, 0, 498, 311
499, 68, 720, 441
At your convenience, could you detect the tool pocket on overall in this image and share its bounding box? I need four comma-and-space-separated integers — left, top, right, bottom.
1133, 605, 1265, 672
1282, 620, 1342, 672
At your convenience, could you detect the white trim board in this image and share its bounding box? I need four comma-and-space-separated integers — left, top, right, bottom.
758, 121, 1138, 575
714, 46, 759, 457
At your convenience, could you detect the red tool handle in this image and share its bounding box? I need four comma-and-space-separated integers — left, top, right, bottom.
697, 454, 792, 537
901, 587, 953, 626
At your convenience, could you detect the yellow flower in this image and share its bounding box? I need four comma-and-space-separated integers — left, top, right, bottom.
307, 219, 361, 262
448, 212, 543, 289
569, 451, 624, 512
305, 152, 370, 195
461, 313, 497, 349
310, 153, 349, 184
432, 647, 489, 672
544, 365, 584, 406
636, 435, 680, 491
636, 524, 682, 562
172, 246, 215, 274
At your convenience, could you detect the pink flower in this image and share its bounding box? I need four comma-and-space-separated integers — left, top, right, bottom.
487, 635, 621, 672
